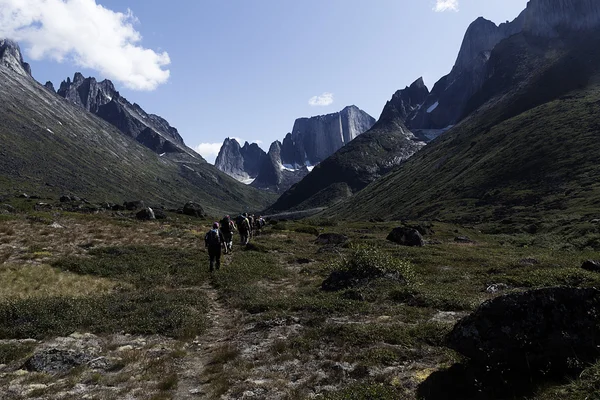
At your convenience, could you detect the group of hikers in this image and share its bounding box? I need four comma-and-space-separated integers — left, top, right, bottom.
204, 213, 266, 272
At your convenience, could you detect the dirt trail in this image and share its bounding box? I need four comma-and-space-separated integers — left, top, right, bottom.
175, 263, 243, 399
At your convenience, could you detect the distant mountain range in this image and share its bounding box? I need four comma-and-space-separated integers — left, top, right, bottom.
0, 39, 275, 214
268, 0, 600, 217
214, 105, 375, 192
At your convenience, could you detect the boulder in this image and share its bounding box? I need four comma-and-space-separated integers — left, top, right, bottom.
447, 287, 600, 375
182, 202, 205, 218
153, 209, 167, 220
24, 349, 92, 374
581, 260, 600, 273
59, 195, 72, 203
386, 227, 424, 247
123, 200, 144, 211
454, 236, 475, 244
0, 204, 15, 213
136, 207, 155, 220
315, 233, 348, 246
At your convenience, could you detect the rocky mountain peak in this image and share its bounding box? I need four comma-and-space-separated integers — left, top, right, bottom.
214, 138, 266, 183
378, 78, 430, 125
522, 0, 600, 37
0, 39, 31, 76
44, 81, 56, 93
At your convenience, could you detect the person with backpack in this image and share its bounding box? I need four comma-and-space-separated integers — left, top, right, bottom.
220, 215, 236, 254
205, 222, 225, 272
248, 214, 255, 238
237, 213, 251, 246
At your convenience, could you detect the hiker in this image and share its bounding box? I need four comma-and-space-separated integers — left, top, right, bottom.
248, 214, 255, 238
237, 213, 251, 245
205, 222, 225, 272
220, 215, 236, 254
255, 215, 265, 236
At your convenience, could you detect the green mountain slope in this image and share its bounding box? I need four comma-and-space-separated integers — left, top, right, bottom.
328, 31, 600, 230
0, 56, 275, 214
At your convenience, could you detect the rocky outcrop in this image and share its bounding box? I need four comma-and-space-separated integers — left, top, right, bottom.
43, 81, 56, 93
407, 0, 600, 133
214, 138, 267, 182
378, 78, 429, 125
281, 105, 375, 167
216, 106, 375, 191
386, 227, 424, 247
0, 39, 31, 76
447, 287, 600, 375
55, 73, 192, 157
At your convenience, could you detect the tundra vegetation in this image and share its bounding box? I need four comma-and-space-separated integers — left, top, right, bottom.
0, 198, 599, 399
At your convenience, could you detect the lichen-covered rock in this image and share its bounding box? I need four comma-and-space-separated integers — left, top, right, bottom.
386, 227, 424, 247
447, 287, 600, 375
182, 202, 205, 218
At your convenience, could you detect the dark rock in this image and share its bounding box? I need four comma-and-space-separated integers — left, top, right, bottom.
60, 195, 72, 203
315, 233, 348, 246
182, 202, 205, 218
24, 349, 92, 374
342, 289, 365, 301
0, 204, 15, 213
123, 200, 144, 211
296, 258, 313, 264
34, 202, 52, 211
386, 227, 424, 247
18, 193, 29, 198
485, 283, 510, 293
454, 236, 475, 244
112, 204, 125, 211
581, 260, 600, 273
447, 287, 600, 375
153, 209, 167, 220
136, 207, 155, 220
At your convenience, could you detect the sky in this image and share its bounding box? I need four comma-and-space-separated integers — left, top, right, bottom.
1, 0, 529, 163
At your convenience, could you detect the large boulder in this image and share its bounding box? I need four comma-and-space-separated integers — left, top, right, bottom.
24, 348, 92, 374
446, 287, 600, 376
581, 260, 600, 273
123, 200, 145, 211
182, 202, 205, 218
136, 207, 156, 220
386, 227, 424, 247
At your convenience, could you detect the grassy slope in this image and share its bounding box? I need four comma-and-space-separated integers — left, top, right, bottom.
0, 67, 275, 214
329, 31, 600, 233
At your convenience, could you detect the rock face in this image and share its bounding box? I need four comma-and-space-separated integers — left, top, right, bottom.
447, 287, 600, 375
407, 0, 600, 134
55, 73, 191, 156
281, 105, 376, 167
215, 106, 375, 192
0, 39, 31, 76
214, 138, 267, 182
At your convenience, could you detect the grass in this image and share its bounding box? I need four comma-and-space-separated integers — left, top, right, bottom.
0, 289, 209, 340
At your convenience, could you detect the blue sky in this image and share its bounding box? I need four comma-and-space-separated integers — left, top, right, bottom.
3, 0, 528, 163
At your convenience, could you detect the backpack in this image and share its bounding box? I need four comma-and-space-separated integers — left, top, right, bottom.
206, 229, 221, 246
220, 218, 231, 233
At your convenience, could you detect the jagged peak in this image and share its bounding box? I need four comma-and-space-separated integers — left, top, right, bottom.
0, 39, 31, 76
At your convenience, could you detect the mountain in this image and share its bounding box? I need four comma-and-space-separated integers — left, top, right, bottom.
214, 106, 375, 192
55, 73, 191, 156
214, 139, 267, 183
0, 40, 275, 214
326, 0, 600, 229
267, 79, 428, 213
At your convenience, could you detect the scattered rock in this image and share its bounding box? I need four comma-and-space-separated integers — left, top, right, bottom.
0, 204, 15, 213
182, 202, 206, 218
18, 193, 29, 199
60, 195, 72, 202
123, 200, 144, 211
485, 283, 510, 293
34, 202, 52, 211
447, 287, 600, 376
50, 222, 64, 229
387, 227, 424, 247
153, 209, 167, 220
315, 233, 348, 246
581, 260, 600, 273
136, 207, 156, 221
519, 258, 539, 265
454, 236, 475, 244
24, 349, 93, 374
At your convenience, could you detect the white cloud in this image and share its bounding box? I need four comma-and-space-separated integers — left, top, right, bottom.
194, 143, 222, 163
433, 0, 459, 12
308, 92, 334, 107
0, 0, 170, 90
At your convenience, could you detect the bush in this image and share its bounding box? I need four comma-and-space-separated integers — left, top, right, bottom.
322, 245, 416, 291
